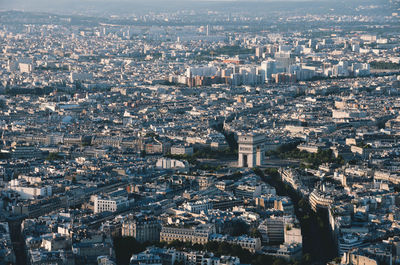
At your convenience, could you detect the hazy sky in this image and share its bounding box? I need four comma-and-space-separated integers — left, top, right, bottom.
0, 0, 321, 13
0, 0, 329, 9
0, 0, 387, 17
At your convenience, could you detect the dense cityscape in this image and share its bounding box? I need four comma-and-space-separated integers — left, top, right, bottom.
0, 0, 400, 264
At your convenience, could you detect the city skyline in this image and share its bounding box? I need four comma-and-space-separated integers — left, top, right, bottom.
0, 0, 399, 265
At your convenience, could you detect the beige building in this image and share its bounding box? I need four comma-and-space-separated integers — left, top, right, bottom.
160, 224, 215, 245
122, 216, 161, 243
309, 188, 334, 212
170, 145, 193, 155
341, 250, 378, 265
209, 234, 261, 253
238, 133, 265, 168
284, 225, 302, 245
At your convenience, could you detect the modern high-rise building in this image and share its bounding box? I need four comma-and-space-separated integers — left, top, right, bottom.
255, 46, 264, 58
265, 217, 284, 244
260, 60, 277, 82
274, 51, 293, 73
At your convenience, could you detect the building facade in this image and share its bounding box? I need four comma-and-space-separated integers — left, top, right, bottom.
121, 217, 161, 243
160, 224, 215, 245
237, 134, 265, 168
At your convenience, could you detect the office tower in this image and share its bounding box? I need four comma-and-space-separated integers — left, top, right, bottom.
261, 60, 277, 82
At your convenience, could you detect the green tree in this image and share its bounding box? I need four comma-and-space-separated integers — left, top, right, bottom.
46, 152, 62, 161
249, 227, 262, 238
253, 167, 264, 178
113, 236, 148, 265
302, 253, 312, 264
229, 220, 249, 236
218, 242, 232, 255
272, 259, 289, 265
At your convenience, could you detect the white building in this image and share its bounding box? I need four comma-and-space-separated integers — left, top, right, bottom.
338, 233, 365, 256
183, 199, 213, 214
8, 179, 52, 200
156, 158, 187, 169
260, 60, 276, 82
284, 225, 302, 245
185, 66, 218, 78
235, 184, 262, 198
170, 145, 193, 155
93, 195, 133, 214
209, 234, 262, 253
70, 72, 93, 82
19, 63, 33, 74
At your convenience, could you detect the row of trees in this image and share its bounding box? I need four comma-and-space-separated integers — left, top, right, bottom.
4, 86, 53, 95
201, 45, 254, 57
167, 147, 235, 160
113, 236, 305, 265
370, 61, 400, 70
46, 152, 63, 161
267, 142, 344, 169
113, 166, 337, 265
255, 167, 338, 263
163, 122, 238, 166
